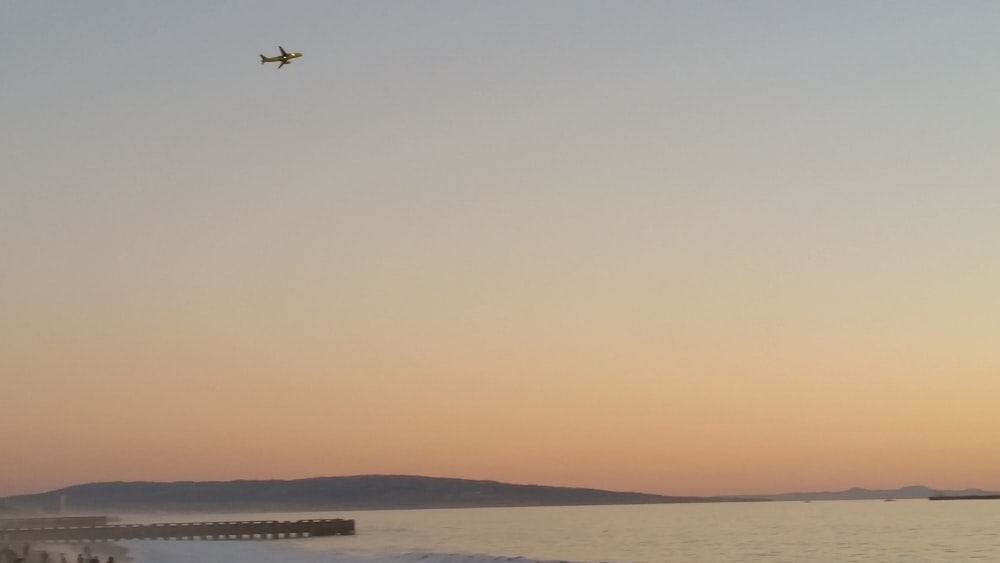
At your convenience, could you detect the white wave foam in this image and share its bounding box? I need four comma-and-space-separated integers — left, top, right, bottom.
118, 541, 587, 563
393, 554, 578, 563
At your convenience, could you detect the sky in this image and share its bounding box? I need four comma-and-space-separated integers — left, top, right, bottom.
2, 1, 999, 498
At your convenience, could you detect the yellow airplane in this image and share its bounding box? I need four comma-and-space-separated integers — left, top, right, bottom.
259, 46, 302, 69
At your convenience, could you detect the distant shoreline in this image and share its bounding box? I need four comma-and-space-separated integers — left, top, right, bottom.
928, 494, 1000, 501
4, 476, 1000, 513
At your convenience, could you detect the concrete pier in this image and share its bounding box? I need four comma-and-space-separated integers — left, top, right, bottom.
0, 518, 354, 542
0, 517, 110, 530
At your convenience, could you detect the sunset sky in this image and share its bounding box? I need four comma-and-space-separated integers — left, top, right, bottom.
2, 1, 999, 498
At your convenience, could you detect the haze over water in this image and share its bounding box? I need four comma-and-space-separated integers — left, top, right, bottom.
2, 2, 999, 497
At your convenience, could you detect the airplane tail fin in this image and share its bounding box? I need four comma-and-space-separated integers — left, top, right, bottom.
260, 54, 266, 64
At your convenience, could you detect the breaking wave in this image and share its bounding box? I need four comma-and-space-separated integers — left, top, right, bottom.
119, 541, 592, 563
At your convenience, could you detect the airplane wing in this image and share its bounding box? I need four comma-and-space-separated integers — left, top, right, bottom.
279, 46, 289, 56
278, 60, 288, 69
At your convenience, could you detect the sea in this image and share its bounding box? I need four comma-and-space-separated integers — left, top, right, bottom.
111, 500, 1000, 563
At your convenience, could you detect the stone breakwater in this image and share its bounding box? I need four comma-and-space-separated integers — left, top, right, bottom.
1, 519, 355, 543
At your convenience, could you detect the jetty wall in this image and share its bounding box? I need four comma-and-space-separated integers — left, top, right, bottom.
0, 519, 354, 542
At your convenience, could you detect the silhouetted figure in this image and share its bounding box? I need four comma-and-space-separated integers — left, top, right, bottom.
106, 558, 115, 563
76, 553, 84, 563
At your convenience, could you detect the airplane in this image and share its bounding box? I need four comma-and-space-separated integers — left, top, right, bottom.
259, 46, 302, 69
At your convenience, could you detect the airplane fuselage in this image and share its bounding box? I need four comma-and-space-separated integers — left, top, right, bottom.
261, 53, 301, 63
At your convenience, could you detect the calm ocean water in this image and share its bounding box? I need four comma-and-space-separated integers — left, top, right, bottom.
116, 500, 1000, 563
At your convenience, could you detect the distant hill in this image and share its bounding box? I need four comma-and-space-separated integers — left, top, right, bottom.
1, 475, 760, 514
747, 485, 1000, 502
